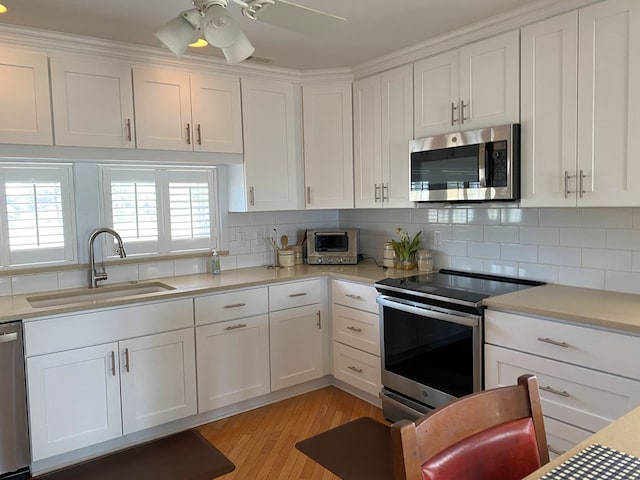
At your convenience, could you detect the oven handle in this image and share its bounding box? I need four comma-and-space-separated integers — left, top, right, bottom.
377, 295, 480, 328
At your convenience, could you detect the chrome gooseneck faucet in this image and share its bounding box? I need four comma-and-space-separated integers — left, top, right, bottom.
88, 227, 126, 288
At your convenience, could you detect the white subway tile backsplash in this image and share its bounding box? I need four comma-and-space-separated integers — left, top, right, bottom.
501, 244, 538, 263
518, 263, 559, 283
606, 229, 640, 250
101, 264, 139, 284
501, 208, 539, 226
438, 208, 467, 224
58, 269, 88, 289
605, 271, 640, 295
220, 255, 238, 271
560, 228, 606, 248
174, 258, 207, 276
467, 241, 500, 259
484, 226, 519, 243
452, 225, 484, 241
410, 208, 439, 224
539, 246, 582, 267
559, 267, 605, 290
582, 248, 632, 272
0, 277, 12, 296
138, 262, 175, 280
539, 208, 582, 227
482, 260, 518, 277
582, 208, 633, 229
467, 208, 501, 225
633, 252, 640, 273
440, 240, 467, 257
236, 252, 267, 269
12, 273, 58, 294
519, 227, 560, 246
450, 256, 483, 272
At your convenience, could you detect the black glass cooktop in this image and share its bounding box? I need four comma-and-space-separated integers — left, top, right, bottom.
375, 269, 544, 307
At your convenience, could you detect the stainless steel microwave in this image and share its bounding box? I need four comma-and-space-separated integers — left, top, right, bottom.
306, 229, 359, 265
409, 124, 520, 202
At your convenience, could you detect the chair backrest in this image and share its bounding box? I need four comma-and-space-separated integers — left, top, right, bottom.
390, 374, 549, 480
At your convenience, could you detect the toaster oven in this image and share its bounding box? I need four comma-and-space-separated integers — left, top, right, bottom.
306, 229, 359, 265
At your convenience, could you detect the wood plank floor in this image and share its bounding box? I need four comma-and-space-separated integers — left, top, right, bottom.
197, 386, 388, 479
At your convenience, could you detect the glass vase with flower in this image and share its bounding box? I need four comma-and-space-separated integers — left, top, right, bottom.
391, 227, 423, 269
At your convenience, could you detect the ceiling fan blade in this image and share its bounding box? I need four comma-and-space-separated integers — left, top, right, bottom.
256, 0, 347, 36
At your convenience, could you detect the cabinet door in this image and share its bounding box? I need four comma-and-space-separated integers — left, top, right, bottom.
196, 315, 270, 411
381, 64, 414, 208
241, 77, 301, 211
269, 304, 325, 391
577, 0, 640, 206
353, 74, 382, 208
27, 343, 122, 461
50, 55, 135, 148
0, 47, 52, 145
413, 50, 459, 137
133, 66, 192, 151
520, 12, 578, 207
459, 30, 520, 131
120, 328, 197, 435
191, 72, 243, 153
303, 83, 354, 209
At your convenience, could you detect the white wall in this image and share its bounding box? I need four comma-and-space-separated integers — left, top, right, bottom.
340, 206, 640, 294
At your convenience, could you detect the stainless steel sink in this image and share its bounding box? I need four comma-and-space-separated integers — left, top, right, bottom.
27, 281, 176, 308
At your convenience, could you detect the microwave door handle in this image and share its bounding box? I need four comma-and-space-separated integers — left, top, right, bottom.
478, 143, 487, 188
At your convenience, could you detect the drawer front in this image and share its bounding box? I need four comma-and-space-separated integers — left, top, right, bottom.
544, 417, 592, 459
332, 280, 378, 313
24, 298, 193, 357
333, 341, 381, 397
332, 304, 380, 356
485, 345, 640, 433
485, 310, 640, 379
195, 287, 268, 325
269, 279, 322, 311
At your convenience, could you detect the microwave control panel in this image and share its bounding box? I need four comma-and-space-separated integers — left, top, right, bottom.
307, 256, 358, 265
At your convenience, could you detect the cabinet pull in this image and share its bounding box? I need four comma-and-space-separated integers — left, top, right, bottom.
374, 184, 381, 202
125, 118, 132, 142
537, 337, 570, 348
186, 123, 191, 145
540, 385, 570, 398
450, 102, 459, 126
110, 351, 116, 376
0, 332, 17, 344
347, 365, 363, 374
346, 326, 362, 333
223, 303, 247, 309
579, 169, 587, 198
563, 171, 576, 199
124, 348, 130, 373
306, 186, 312, 205
225, 323, 247, 331
382, 183, 389, 202
249, 186, 255, 207
460, 100, 467, 124
288, 292, 308, 298
548, 444, 565, 456
345, 293, 362, 300
196, 123, 202, 145
316, 310, 322, 329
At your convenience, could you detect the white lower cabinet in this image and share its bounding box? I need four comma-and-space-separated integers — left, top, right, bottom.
196, 315, 270, 411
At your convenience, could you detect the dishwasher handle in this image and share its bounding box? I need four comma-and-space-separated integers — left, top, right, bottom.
0, 331, 18, 344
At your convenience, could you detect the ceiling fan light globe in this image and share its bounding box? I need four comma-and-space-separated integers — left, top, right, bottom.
202, 4, 241, 48
155, 15, 200, 57
221, 32, 255, 64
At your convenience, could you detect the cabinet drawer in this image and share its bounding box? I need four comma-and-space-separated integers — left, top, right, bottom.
333, 342, 381, 397
195, 287, 268, 325
544, 417, 592, 459
269, 279, 322, 311
332, 280, 378, 313
24, 298, 193, 357
485, 310, 640, 379
485, 345, 640, 433
332, 304, 380, 356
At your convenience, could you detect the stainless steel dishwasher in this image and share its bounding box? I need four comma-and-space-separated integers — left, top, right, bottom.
0, 321, 30, 480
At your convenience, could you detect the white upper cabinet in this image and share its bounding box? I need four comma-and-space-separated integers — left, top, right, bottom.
50, 54, 135, 148
414, 30, 519, 138
303, 82, 354, 209
521, 0, 640, 207
354, 64, 414, 208
240, 77, 302, 211
0, 46, 53, 145
133, 65, 242, 153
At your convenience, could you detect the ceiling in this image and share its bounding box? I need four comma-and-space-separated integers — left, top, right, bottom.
0, 0, 542, 69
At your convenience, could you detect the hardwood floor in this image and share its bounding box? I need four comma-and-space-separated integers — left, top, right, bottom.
197, 386, 388, 479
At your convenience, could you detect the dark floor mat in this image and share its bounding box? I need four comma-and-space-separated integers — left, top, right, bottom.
296, 417, 393, 480
35, 429, 235, 480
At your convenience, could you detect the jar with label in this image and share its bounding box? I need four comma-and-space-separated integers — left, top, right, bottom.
291, 245, 303, 264
210, 249, 221, 274
416, 249, 433, 272
383, 241, 396, 268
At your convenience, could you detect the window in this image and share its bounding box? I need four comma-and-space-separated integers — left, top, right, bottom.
0, 163, 77, 268
99, 165, 218, 256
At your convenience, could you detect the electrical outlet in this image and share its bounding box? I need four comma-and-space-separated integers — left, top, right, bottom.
433, 230, 442, 247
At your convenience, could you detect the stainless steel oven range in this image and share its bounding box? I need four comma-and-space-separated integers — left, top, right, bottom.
375, 269, 543, 422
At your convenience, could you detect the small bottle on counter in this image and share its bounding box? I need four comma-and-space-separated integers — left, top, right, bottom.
383, 242, 396, 268
210, 250, 221, 274
416, 249, 433, 272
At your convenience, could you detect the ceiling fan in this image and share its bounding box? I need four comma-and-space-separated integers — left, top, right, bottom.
155, 0, 347, 64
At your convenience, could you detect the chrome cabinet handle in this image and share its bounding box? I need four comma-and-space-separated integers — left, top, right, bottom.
288, 292, 307, 298
225, 323, 247, 331
382, 183, 389, 202
345, 293, 362, 300
460, 100, 467, 124
124, 348, 130, 373
537, 337, 570, 348
540, 385, 570, 398
110, 351, 116, 376
579, 169, 587, 198
125, 118, 132, 142
306, 186, 312, 205
316, 311, 321, 329
186, 123, 191, 145
548, 444, 565, 456
374, 184, 381, 202
196, 123, 202, 145
0, 332, 17, 344
249, 186, 255, 207
347, 365, 363, 374
223, 303, 247, 309
450, 102, 459, 126
346, 326, 362, 333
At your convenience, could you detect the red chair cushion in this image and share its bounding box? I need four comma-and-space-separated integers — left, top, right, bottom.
421, 418, 542, 480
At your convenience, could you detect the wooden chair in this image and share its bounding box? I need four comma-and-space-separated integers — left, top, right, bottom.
390, 374, 549, 480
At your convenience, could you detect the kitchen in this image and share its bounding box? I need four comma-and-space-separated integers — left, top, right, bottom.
1, 0, 640, 478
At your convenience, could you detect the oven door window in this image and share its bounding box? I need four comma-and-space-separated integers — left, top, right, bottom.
313, 234, 348, 253
411, 144, 480, 191
382, 305, 474, 398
